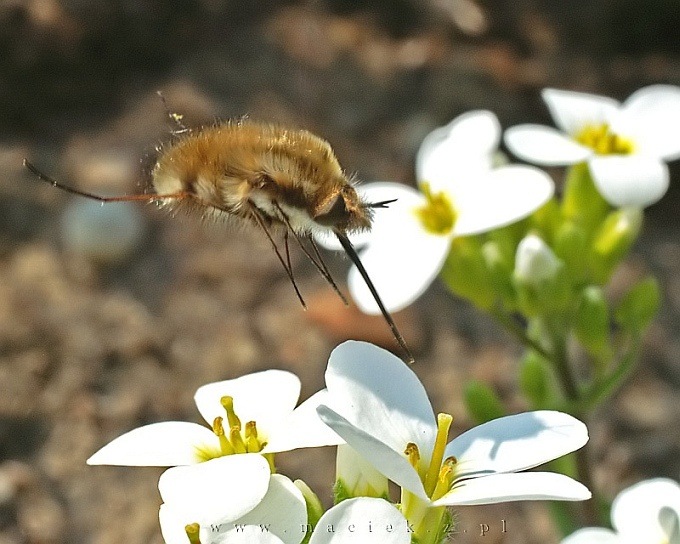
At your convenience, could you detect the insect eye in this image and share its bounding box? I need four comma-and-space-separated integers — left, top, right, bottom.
315, 195, 348, 226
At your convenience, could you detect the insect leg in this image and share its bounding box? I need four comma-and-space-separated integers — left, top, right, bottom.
272, 202, 349, 306
248, 203, 307, 309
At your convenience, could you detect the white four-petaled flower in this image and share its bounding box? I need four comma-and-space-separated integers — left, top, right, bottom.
87, 369, 341, 466
316, 110, 554, 314
561, 478, 680, 544
505, 85, 680, 208
158, 455, 307, 544
317, 341, 591, 508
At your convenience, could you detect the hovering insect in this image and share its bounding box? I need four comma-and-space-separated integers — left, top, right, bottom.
23, 115, 413, 363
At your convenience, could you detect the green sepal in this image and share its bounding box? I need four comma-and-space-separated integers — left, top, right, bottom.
295, 479, 325, 530
561, 162, 610, 232
590, 208, 643, 284
464, 380, 505, 425
615, 277, 661, 333
553, 220, 589, 282
440, 236, 495, 310
519, 350, 551, 408
529, 197, 562, 243
574, 286, 612, 365
482, 240, 516, 308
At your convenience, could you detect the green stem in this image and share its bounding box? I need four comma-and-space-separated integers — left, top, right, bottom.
490, 308, 554, 363
579, 334, 641, 412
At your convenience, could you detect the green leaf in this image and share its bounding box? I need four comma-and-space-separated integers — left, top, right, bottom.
519, 351, 550, 407
464, 380, 505, 424
615, 277, 661, 333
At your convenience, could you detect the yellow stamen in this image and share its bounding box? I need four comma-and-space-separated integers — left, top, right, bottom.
431, 456, 458, 501
575, 123, 635, 155
414, 182, 457, 235
424, 413, 453, 497
212, 417, 235, 455
221, 396, 242, 430
230, 426, 247, 454
404, 442, 421, 469
245, 421, 262, 452
185, 523, 202, 544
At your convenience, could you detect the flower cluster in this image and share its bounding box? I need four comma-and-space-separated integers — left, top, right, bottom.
89, 342, 590, 543
85, 84, 679, 543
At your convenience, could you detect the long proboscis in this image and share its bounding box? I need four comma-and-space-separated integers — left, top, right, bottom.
334, 230, 414, 364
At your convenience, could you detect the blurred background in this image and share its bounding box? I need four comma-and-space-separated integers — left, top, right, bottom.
1, 1, 680, 542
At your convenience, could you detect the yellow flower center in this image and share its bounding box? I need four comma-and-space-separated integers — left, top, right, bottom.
194, 395, 270, 463
574, 123, 635, 155
403, 412, 455, 500
414, 182, 457, 235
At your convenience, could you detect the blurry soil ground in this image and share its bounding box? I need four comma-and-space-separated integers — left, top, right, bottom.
1, 1, 680, 543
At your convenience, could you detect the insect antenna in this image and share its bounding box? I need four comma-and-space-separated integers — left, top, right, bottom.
23, 159, 190, 203
248, 203, 307, 309
334, 231, 414, 364
368, 198, 398, 209
272, 202, 349, 306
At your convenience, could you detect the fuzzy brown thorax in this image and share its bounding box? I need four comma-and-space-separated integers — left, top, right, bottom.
151, 121, 372, 235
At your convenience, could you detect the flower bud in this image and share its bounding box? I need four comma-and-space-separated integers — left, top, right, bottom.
615, 277, 661, 333
590, 207, 643, 283
334, 444, 389, 502
514, 234, 569, 315
440, 236, 495, 310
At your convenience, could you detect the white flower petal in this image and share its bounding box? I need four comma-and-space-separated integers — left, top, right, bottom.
194, 371, 301, 435
309, 498, 411, 544
542, 88, 620, 136
158, 455, 271, 527
86, 421, 218, 466
317, 405, 427, 499
417, 110, 500, 191
445, 411, 588, 478
504, 124, 592, 165
611, 478, 680, 542
218, 474, 307, 544
348, 226, 450, 314
619, 84, 680, 160
434, 472, 591, 506
336, 444, 389, 498
588, 155, 669, 207
337, 185, 448, 314
451, 165, 554, 236
561, 527, 620, 544
265, 390, 343, 453
325, 341, 437, 454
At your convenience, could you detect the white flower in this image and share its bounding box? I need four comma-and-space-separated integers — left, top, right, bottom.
308, 498, 412, 544
317, 110, 554, 314
504, 85, 680, 207
317, 341, 590, 508
87, 370, 341, 466
561, 478, 680, 544
158, 455, 307, 544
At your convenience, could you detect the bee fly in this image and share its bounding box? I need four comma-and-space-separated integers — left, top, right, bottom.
23, 116, 413, 363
